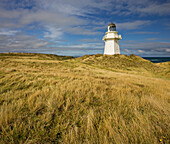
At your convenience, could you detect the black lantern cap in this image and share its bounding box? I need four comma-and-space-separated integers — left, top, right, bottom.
108, 22, 116, 27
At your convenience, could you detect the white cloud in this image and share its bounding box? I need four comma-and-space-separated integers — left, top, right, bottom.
0, 33, 52, 50
122, 41, 170, 49
44, 26, 63, 39
79, 38, 101, 42
124, 49, 130, 53
166, 49, 170, 52
0, 29, 19, 35
138, 50, 144, 53
60, 42, 104, 49
137, 3, 170, 15
66, 26, 102, 35
121, 41, 170, 56
117, 20, 151, 30
0, 0, 168, 34
35, 0, 112, 16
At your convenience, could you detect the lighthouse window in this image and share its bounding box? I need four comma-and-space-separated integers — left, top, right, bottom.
109, 26, 116, 31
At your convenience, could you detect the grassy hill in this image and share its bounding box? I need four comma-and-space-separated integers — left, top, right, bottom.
0, 53, 169, 143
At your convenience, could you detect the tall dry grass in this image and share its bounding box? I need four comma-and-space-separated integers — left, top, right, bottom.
0, 53, 169, 143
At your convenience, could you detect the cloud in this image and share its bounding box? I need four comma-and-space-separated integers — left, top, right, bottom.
111, 0, 170, 16
59, 42, 104, 49
0, 1, 88, 29
79, 38, 101, 42
35, 0, 112, 16
0, 1, 101, 36
122, 41, 170, 49
117, 20, 151, 30
66, 26, 102, 35
138, 50, 145, 53
166, 49, 170, 52
19, 10, 86, 26
0, 0, 168, 33
0, 29, 20, 35
0, 30, 104, 55
0, 33, 51, 51
134, 32, 159, 34
137, 2, 170, 16
121, 41, 170, 56
146, 38, 158, 41
5, 0, 169, 18
44, 26, 63, 40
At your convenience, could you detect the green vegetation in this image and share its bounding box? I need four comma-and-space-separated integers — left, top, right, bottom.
0, 53, 169, 143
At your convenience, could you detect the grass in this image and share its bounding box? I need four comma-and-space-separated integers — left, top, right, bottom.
0, 53, 169, 143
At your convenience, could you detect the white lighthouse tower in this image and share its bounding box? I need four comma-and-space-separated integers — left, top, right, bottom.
103, 22, 122, 55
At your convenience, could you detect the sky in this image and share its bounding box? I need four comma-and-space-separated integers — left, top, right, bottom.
0, 0, 170, 57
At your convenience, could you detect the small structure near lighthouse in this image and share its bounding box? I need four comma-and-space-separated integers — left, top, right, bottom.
103, 22, 122, 55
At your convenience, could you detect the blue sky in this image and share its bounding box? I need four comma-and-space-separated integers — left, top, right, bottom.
0, 0, 170, 57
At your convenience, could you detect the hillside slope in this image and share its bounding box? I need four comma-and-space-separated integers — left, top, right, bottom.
76, 54, 169, 78
0, 53, 170, 143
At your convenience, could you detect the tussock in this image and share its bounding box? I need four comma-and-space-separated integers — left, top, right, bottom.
0, 53, 169, 143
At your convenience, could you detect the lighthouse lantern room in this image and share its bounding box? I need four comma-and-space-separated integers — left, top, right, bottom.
103, 22, 122, 55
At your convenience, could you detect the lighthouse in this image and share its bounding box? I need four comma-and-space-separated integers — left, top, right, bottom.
103, 22, 122, 55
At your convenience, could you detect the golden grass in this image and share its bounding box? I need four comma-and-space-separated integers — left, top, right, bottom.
0, 53, 170, 143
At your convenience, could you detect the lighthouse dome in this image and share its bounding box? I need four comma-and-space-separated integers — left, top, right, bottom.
108, 22, 116, 27
108, 22, 116, 31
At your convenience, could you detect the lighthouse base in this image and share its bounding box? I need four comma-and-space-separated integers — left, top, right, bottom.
104, 39, 120, 55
